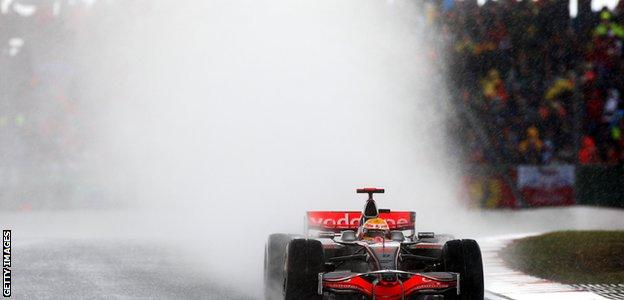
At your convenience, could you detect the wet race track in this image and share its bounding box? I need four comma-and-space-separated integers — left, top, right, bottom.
13, 239, 595, 300
5, 207, 624, 300
15, 239, 251, 300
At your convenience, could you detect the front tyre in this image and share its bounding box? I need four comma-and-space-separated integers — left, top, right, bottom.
283, 239, 324, 300
442, 239, 484, 300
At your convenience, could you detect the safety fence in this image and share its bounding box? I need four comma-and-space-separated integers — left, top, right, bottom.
464, 164, 624, 209
576, 165, 624, 208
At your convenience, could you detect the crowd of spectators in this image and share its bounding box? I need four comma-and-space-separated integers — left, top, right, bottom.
1, 1, 90, 165
436, 0, 624, 165
3, 0, 623, 210
0, 0, 105, 208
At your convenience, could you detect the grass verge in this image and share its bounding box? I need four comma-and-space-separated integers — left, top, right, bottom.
499, 231, 624, 284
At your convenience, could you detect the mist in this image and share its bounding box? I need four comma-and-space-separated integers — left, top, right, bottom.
67, 0, 458, 291
5, 0, 460, 296
5, 2, 624, 299
84, 0, 457, 210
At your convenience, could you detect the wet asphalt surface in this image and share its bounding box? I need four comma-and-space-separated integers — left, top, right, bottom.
13, 239, 253, 300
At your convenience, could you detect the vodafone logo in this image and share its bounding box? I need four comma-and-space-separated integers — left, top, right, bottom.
385, 218, 409, 227
308, 211, 413, 230
309, 213, 360, 229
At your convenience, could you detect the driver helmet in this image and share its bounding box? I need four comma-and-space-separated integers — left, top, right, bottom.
359, 218, 390, 240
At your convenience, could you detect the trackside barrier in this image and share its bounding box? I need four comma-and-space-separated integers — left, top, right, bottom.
576, 165, 624, 208
463, 164, 576, 208
465, 164, 623, 209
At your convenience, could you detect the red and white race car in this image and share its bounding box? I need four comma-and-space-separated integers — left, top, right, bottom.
264, 188, 483, 300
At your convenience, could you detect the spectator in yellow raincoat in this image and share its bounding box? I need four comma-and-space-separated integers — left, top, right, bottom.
480, 69, 508, 102
519, 126, 544, 164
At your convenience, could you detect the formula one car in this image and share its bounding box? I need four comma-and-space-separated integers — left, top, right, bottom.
264, 188, 483, 300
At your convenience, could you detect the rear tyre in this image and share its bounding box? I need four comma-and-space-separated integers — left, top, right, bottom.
442, 239, 484, 300
284, 239, 324, 300
264, 234, 293, 300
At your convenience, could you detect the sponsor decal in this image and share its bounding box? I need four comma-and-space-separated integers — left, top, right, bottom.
463, 165, 576, 208
324, 282, 369, 294
517, 165, 575, 206
307, 211, 414, 231
462, 174, 517, 208
309, 212, 360, 229
3, 230, 10, 298
404, 279, 453, 295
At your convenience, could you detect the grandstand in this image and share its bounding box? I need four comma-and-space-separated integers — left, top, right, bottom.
430, 0, 624, 208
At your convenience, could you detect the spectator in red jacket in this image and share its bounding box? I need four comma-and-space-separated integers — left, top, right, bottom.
579, 136, 601, 164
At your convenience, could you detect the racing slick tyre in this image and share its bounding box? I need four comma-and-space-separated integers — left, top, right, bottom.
264, 234, 294, 300
442, 239, 484, 300
284, 238, 324, 300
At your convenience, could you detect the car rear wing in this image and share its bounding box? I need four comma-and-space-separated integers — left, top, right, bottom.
306, 211, 416, 236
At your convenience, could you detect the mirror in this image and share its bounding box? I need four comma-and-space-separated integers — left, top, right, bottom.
341, 230, 357, 242
390, 230, 404, 242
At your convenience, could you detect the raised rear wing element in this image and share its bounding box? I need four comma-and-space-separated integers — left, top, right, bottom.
307, 211, 415, 233
356, 187, 385, 195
